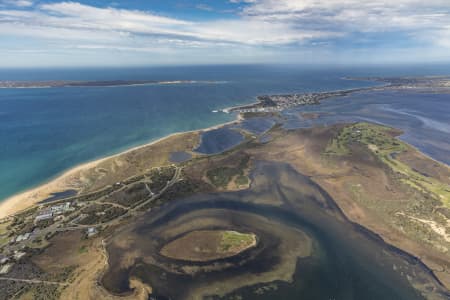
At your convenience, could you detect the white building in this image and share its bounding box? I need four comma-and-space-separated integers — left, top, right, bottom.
0, 264, 13, 275
87, 227, 98, 237
35, 211, 53, 222
15, 232, 31, 242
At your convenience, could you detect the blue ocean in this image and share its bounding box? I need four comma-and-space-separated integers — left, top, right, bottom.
0, 64, 449, 202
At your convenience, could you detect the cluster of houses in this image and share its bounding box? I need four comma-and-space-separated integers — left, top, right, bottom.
229, 106, 281, 114
0, 201, 100, 277
13, 232, 31, 243
0, 202, 74, 253
225, 93, 322, 114
0, 250, 26, 275
34, 202, 72, 223
263, 93, 320, 109
0, 256, 12, 275
9, 227, 41, 245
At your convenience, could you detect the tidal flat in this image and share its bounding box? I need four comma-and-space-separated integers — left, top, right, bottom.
2, 75, 450, 300
101, 161, 448, 300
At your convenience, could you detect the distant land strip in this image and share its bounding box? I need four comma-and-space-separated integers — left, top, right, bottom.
223, 76, 450, 114
0, 80, 226, 88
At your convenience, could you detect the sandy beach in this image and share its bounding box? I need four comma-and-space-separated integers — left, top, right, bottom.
0, 117, 241, 219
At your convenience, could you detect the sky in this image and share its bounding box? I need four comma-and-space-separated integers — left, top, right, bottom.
1, 0, 450, 67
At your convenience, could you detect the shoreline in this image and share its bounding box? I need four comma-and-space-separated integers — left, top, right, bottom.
222, 83, 391, 114
2, 83, 448, 219
0, 116, 242, 219
0, 80, 227, 89
1, 76, 435, 218
2, 104, 449, 295
2, 80, 448, 219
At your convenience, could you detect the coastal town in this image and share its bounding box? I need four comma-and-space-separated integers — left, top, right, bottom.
2, 0, 450, 295
223, 89, 367, 114
222, 76, 450, 114
0, 165, 182, 282
0, 76, 449, 299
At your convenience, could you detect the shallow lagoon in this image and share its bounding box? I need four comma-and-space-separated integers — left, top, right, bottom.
2, 65, 449, 202
284, 90, 450, 165
102, 162, 448, 300
195, 127, 245, 155
1, 65, 384, 202
234, 117, 277, 135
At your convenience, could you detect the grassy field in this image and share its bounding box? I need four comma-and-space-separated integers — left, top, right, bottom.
324, 123, 406, 156
160, 230, 257, 262
0, 221, 11, 247
219, 231, 256, 252
326, 123, 450, 207
0, 221, 10, 235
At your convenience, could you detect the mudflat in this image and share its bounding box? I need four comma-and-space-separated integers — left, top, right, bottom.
2, 102, 450, 299
160, 230, 257, 262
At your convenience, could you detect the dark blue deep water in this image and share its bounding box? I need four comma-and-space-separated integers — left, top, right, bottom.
0, 64, 449, 202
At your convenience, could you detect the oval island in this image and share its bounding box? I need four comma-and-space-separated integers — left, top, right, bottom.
160, 230, 257, 262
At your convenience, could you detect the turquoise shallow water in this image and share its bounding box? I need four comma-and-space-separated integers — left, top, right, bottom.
0, 64, 449, 202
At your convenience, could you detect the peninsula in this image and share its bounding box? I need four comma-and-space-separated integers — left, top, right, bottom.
0, 77, 449, 300
0, 79, 223, 89
223, 76, 450, 114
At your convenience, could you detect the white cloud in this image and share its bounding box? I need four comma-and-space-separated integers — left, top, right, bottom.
1, 1, 448, 47
229, 0, 257, 3
0, 1, 332, 46
40, 2, 189, 26
1, 0, 33, 7
1, 0, 450, 66
240, 0, 450, 32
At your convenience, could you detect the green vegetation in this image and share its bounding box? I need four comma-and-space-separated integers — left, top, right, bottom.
0, 221, 10, 235
36, 219, 55, 230
105, 166, 177, 208
148, 166, 177, 192
235, 175, 249, 186
30, 284, 61, 300
206, 155, 250, 188
69, 167, 176, 205
219, 231, 256, 252
0, 221, 11, 247
386, 158, 450, 207
160, 230, 257, 262
207, 167, 241, 187
0, 236, 9, 247
324, 122, 406, 156
79, 204, 126, 225
139, 178, 211, 211
107, 182, 149, 208
327, 123, 450, 207
77, 185, 119, 202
